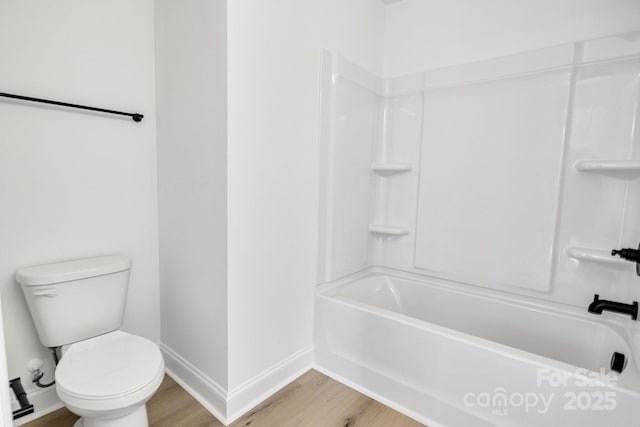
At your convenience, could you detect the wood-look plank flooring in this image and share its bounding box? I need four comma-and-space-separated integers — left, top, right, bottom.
23, 369, 425, 427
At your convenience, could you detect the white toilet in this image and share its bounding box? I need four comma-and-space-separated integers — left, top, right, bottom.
16, 255, 164, 427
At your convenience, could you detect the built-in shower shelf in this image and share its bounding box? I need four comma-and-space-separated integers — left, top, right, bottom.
574, 160, 640, 178
371, 164, 413, 174
566, 247, 630, 268
369, 225, 410, 236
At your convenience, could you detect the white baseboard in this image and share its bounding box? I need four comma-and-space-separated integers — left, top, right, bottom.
12, 343, 313, 426
13, 386, 63, 426
160, 343, 314, 426
226, 345, 314, 424
159, 344, 228, 424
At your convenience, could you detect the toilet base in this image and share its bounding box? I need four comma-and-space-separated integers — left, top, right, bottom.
73, 405, 148, 427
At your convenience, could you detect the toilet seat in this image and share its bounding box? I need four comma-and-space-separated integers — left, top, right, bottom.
56, 330, 164, 412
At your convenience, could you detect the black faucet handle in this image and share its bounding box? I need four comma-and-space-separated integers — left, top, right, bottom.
611, 243, 640, 277
611, 248, 639, 259
611, 245, 640, 261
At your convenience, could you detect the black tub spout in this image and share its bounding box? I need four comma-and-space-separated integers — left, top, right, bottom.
588, 294, 638, 320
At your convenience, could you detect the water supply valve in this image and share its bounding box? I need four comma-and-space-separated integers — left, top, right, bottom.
611, 242, 640, 276
25, 358, 43, 373
27, 357, 55, 388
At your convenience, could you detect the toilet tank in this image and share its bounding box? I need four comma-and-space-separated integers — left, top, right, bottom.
16, 255, 132, 348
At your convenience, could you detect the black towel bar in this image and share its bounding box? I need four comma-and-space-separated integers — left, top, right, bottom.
0, 91, 143, 122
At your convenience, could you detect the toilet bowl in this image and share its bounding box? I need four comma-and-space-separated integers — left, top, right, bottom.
55, 331, 164, 427
15, 255, 164, 427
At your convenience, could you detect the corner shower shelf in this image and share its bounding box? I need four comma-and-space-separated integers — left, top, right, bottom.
574, 160, 640, 178
566, 246, 630, 268
371, 164, 413, 174
369, 225, 410, 236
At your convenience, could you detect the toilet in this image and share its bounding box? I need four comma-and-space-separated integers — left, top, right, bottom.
16, 255, 164, 427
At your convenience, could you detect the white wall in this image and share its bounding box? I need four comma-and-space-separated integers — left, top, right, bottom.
0, 0, 159, 399
155, 0, 228, 388
227, 0, 385, 390
383, 0, 640, 77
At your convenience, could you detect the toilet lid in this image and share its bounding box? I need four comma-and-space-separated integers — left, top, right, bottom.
56, 331, 163, 400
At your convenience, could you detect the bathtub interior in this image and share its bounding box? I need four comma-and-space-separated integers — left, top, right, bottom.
325, 272, 640, 390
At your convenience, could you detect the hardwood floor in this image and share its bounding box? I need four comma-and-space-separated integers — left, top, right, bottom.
23, 369, 425, 427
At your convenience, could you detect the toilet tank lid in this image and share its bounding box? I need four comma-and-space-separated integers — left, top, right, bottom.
16, 255, 131, 286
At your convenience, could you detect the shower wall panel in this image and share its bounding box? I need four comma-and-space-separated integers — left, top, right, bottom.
318, 32, 640, 308
414, 69, 572, 292
318, 52, 382, 283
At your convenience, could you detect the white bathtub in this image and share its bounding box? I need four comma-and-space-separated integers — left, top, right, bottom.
314, 269, 640, 427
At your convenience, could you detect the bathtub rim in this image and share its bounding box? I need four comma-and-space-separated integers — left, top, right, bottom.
316, 267, 640, 396
319, 266, 637, 332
